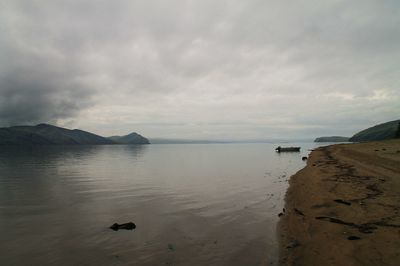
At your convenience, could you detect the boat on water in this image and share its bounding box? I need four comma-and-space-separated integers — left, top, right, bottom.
275, 146, 301, 152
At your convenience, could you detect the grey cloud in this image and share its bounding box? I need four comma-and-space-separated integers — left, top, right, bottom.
1, 0, 399, 138
0, 34, 94, 125
0, 68, 93, 126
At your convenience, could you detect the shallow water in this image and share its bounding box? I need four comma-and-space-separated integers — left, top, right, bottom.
0, 143, 324, 265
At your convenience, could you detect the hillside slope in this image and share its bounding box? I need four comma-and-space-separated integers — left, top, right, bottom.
349, 120, 400, 142
108, 132, 150, 144
0, 124, 113, 145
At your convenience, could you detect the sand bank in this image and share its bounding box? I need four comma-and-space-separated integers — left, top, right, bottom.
279, 139, 400, 265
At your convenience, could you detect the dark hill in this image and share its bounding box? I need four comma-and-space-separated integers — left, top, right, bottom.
108, 132, 149, 144
0, 124, 113, 145
349, 119, 400, 142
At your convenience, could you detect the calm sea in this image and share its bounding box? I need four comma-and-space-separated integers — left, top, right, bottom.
0, 142, 326, 265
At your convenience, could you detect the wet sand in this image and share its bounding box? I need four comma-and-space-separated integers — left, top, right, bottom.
279, 139, 400, 265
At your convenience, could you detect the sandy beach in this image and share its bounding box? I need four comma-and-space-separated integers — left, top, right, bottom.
279, 139, 400, 265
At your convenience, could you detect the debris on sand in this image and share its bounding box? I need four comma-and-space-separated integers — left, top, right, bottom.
294, 208, 305, 216
286, 240, 300, 249
333, 199, 352, 206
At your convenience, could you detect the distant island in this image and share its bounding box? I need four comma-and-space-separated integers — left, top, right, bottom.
314, 136, 349, 142
349, 119, 400, 142
108, 133, 150, 144
0, 124, 149, 145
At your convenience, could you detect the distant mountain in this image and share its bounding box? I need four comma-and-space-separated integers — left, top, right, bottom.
349, 119, 400, 142
314, 136, 349, 142
0, 124, 113, 145
108, 132, 150, 144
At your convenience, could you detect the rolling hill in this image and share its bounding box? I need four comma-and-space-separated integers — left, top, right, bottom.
349, 120, 400, 142
108, 132, 150, 144
0, 124, 148, 145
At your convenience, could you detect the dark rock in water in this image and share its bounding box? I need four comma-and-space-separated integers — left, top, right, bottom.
348, 236, 361, 240
167, 243, 175, 251
334, 199, 352, 206
278, 212, 284, 217
302, 156, 308, 161
110, 222, 136, 231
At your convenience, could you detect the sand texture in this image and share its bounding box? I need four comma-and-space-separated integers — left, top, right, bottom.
279, 139, 400, 266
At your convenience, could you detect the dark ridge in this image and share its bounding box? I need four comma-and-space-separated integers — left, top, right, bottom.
108, 132, 150, 144
0, 124, 139, 145
349, 119, 400, 142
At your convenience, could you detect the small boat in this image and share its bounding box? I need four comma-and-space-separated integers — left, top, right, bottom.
275, 146, 300, 152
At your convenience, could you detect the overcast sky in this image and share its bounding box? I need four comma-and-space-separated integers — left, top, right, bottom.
0, 0, 399, 139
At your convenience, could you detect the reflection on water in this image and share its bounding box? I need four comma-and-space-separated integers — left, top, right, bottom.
0, 143, 322, 265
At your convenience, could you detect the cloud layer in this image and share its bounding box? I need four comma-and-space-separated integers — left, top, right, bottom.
1, 0, 399, 138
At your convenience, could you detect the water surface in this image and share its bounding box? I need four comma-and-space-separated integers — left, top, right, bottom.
0, 143, 323, 265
